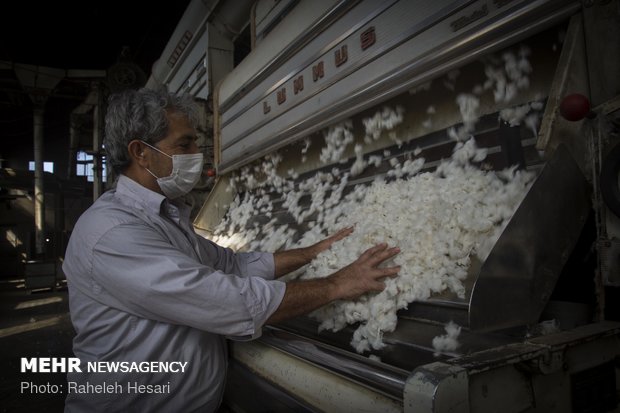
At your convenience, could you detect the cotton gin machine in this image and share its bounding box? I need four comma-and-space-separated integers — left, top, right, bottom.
191, 0, 620, 411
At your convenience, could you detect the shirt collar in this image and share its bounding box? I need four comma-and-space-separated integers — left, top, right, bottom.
116, 174, 166, 216
115, 175, 193, 222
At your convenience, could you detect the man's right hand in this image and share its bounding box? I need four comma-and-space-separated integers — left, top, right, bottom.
266, 243, 401, 325
328, 243, 401, 301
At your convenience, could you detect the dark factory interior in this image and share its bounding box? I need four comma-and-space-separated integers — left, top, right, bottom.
1, 1, 619, 412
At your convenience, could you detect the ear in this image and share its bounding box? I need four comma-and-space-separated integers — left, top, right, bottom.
127, 140, 149, 168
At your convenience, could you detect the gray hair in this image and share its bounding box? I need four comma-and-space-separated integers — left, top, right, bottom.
104, 87, 198, 174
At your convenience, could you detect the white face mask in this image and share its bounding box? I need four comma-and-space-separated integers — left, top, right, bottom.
142, 141, 204, 199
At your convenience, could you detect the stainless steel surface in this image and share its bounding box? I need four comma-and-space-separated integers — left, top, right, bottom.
405, 321, 620, 413
217, 0, 580, 174
221, 0, 365, 113
225, 358, 322, 413
275, 310, 520, 372
536, 13, 590, 177
188, 0, 620, 408
260, 326, 409, 400
583, 0, 620, 108
220, 0, 464, 130
231, 339, 404, 412
210, 118, 597, 404
211, 107, 585, 366
469, 144, 591, 330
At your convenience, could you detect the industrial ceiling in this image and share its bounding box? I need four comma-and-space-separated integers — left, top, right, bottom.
0, 0, 192, 169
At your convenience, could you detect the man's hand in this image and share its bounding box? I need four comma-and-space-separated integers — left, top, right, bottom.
273, 226, 354, 278
267, 242, 401, 324
328, 243, 401, 301
306, 226, 354, 260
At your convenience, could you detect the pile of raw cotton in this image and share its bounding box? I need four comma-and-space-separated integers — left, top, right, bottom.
302, 139, 534, 352
211, 43, 541, 353
212, 136, 534, 353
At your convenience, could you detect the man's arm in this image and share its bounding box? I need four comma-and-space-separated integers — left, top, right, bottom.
267, 243, 400, 324
273, 226, 354, 277
85, 223, 284, 337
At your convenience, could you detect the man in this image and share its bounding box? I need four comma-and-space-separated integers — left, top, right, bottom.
63, 87, 400, 412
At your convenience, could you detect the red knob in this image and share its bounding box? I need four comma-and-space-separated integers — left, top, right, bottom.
559, 93, 593, 121
206, 168, 216, 177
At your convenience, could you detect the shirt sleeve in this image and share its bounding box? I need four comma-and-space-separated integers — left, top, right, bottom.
88, 223, 285, 337
195, 236, 275, 280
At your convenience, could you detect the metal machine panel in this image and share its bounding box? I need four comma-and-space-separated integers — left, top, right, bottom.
168, 28, 210, 98
254, 0, 300, 46
146, 0, 214, 95
183, 0, 620, 409
218, 0, 345, 105
469, 143, 591, 330
216, 0, 580, 173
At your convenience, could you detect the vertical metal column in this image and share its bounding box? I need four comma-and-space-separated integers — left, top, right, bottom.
33, 105, 46, 257
68, 114, 78, 178
13, 63, 105, 258
92, 84, 104, 200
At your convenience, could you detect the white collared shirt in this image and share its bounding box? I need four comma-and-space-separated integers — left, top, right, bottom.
63, 175, 285, 412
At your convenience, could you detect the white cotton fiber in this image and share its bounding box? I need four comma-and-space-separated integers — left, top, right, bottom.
524, 113, 539, 137
500, 104, 532, 126
212, 49, 537, 352
301, 138, 533, 352
443, 69, 460, 91
432, 321, 462, 356
482, 46, 532, 104
350, 144, 367, 177
213, 123, 534, 353
363, 106, 404, 142
320, 121, 354, 164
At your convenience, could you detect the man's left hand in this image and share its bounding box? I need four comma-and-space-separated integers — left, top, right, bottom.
306, 226, 354, 261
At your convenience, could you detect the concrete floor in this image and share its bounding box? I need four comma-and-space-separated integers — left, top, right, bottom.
0, 280, 74, 413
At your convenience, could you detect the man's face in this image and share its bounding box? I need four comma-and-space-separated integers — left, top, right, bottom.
146, 111, 199, 178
